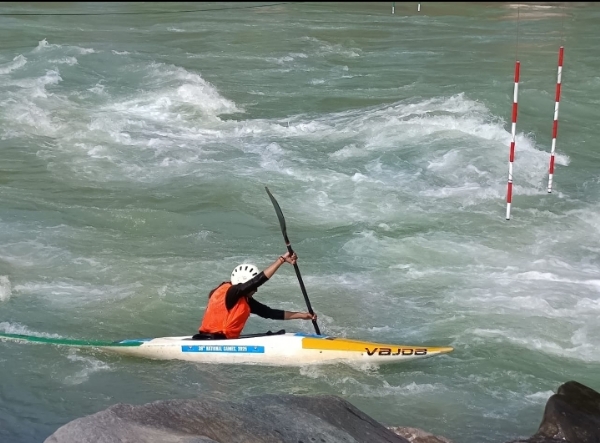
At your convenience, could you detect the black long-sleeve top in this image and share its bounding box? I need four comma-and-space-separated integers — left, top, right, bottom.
218, 271, 285, 320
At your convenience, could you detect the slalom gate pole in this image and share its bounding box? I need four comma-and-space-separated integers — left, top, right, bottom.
505, 61, 520, 220
547, 46, 564, 193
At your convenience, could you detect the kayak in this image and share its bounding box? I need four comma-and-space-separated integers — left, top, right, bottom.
0, 330, 453, 366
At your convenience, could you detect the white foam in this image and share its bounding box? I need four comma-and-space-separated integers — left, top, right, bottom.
0, 321, 62, 338
42, 93, 534, 188
426, 149, 460, 171
88, 83, 105, 95
300, 36, 361, 58
9, 68, 63, 97
76, 47, 95, 55
290, 52, 308, 59
569, 208, 600, 234
0, 65, 574, 225
63, 351, 112, 385
0, 55, 27, 74
33, 39, 60, 52
0, 276, 11, 302
471, 328, 600, 363
32, 39, 94, 55
348, 380, 448, 398
13, 280, 142, 305
48, 57, 78, 66
524, 391, 554, 404
104, 63, 240, 122
330, 144, 366, 159
575, 297, 600, 311
2, 67, 64, 139
516, 271, 600, 291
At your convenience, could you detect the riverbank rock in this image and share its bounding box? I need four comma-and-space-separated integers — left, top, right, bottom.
45, 394, 411, 443
389, 426, 454, 443
506, 380, 600, 443
44, 380, 600, 443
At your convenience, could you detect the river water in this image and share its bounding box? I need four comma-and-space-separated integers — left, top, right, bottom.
0, 2, 599, 442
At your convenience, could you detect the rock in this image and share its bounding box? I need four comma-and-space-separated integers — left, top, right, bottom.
506, 380, 600, 443
45, 380, 600, 443
45, 394, 410, 443
388, 426, 454, 443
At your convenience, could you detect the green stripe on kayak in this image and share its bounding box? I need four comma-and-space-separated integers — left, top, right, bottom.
0, 332, 144, 347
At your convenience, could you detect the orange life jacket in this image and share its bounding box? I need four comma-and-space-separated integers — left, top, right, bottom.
199, 282, 251, 339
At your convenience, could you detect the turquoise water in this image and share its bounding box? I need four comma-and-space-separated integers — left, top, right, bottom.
1, 2, 599, 442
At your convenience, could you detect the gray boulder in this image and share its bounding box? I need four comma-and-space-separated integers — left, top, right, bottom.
45, 394, 410, 443
507, 380, 600, 443
44, 380, 600, 443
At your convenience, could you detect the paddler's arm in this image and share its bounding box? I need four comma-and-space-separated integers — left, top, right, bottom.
269, 252, 316, 320
249, 298, 317, 321
225, 272, 268, 310
225, 252, 297, 310
263, 251, 296, 279
248, 298, 284, 320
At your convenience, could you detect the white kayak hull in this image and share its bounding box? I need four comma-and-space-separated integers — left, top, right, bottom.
101, 332, 453, 366
0, 331, 453, 366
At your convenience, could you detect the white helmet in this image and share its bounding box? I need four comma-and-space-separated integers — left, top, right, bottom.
231, 263, 259, 285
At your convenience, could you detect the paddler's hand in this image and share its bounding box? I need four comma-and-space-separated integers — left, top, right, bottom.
284, 311, 317, 321
281, 251, 297, 265
300, 312, 317, 321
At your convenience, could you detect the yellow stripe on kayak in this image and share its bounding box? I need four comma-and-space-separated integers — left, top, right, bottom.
302, 337, 453, 355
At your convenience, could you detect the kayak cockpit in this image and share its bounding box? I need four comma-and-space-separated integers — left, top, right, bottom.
188, 329, 287, 340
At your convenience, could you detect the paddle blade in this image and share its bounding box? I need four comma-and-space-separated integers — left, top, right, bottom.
265, 187, 290, 244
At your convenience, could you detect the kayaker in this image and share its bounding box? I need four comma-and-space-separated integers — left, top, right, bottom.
196, 251, 317, 339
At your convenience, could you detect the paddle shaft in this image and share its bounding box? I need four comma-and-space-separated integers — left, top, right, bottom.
285, 243, 320, 335
265, 187, 321, 335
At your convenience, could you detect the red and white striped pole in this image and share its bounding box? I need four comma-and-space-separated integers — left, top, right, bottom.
506, 61, 520, 220
547, 46, 564, 193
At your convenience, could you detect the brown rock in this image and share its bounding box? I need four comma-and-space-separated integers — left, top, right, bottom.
388, 426, 454, 443
506, 380, 600, 443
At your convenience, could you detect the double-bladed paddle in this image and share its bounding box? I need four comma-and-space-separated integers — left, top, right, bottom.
265, 187, 321, 335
